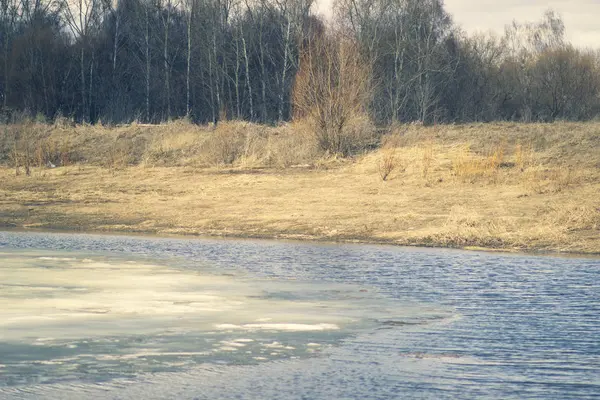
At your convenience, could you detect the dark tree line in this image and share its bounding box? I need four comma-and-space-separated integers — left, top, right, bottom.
0, 0, 599, 125
0, 0, 313, 123
338, 1, 600, 123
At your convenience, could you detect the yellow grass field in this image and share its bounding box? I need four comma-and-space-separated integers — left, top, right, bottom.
1, 120, 599, 254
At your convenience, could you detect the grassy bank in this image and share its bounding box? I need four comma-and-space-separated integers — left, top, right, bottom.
1, 121, 599, 254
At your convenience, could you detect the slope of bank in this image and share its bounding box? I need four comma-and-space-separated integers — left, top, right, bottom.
1, 121, 599, 254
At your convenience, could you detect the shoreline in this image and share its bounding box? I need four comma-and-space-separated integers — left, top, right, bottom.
1, 122, 598, 257
2, 224, 599, 259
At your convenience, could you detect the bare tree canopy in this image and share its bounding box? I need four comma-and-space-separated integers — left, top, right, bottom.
0, 1, 598, 124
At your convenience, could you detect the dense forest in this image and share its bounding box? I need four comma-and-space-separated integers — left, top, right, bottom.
0, 0, 599, 125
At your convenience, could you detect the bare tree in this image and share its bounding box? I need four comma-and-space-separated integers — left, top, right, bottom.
411, 0, 456, 123
0, 0, 18, 110
240, 14, 253, 119
60, 0, 104, 121
1, 0, 599, 126
273, 0, 312, 121
157, 0, 175, 120
532, 46, 600, 120
293, 31, 372, 155
185, 0, 195, 117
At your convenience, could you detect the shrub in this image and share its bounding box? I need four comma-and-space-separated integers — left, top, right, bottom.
378, 149, 397, 181
10, 122, 36, 176
265, 124, 320, 168
292, 32, 373, 156
203, 130, 245, 166
106, 139, 133, 170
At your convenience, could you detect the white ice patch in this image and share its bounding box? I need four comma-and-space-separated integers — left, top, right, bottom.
263, 342, 285, 349
215, 323, 339, 332
34, 360, 65, 365
3, 251, 359, 342
220, 340, 247, 347
218, 347, 239, 352
96, 351, 210, 361
38, 257, 77, 261
2, 248, 435, 380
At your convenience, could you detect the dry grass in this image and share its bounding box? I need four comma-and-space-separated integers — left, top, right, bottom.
451, 143, 505, 183
421, 140, 435, 182
515, 140, 534, 171
378, 149, 397, 181
0, 121, 599, 254
0, 119, 324, 171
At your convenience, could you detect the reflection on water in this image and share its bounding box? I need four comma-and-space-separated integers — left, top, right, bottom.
0, 231, 599, 399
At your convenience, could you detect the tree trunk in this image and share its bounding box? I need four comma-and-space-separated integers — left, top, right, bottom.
259, 30, 267, 122
111, 9, 119, 121
212, 28, 220, 125
278, 18, 291, 122
234, 32, 241, 119
3, 22, 9, 109
80, 45, 86, 122
186, 0, 192, 118
89, 51, 94, 122
241, 26, 253, 120
208, 42, 215, 123
39, 48, 49, 116
163, 3, 171, 121
113, 12, 119, 71
145, 4, 151, 122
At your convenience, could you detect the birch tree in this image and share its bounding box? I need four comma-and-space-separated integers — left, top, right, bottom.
60, 0, 104, 121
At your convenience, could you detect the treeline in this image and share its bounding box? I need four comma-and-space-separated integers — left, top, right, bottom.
1, 0, 599, 125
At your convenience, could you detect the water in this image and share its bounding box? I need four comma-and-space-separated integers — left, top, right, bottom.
0, 231, 599, 399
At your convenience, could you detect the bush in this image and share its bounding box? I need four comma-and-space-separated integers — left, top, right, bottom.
292, 32, 373, 156
266, 123, 320, 168
378, 149, 397, 181
200, 128, 246, 166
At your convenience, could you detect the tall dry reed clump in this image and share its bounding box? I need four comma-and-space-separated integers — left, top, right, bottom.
452, 142, 506, 183
3, 120, 75, 176
292, 32, 375, 156
0, 119, 325, 171
196, 121, 320, 168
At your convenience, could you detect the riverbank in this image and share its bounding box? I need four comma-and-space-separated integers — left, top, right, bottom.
1, 121, 599, 254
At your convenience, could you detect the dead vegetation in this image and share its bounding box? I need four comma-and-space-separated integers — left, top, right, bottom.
0, 121, 599, 254
0, 119, 325, 171
293, 34, 375, 156
378, 149, 397, 181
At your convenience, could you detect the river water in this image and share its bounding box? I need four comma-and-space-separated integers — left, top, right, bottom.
0, 231, 599, 399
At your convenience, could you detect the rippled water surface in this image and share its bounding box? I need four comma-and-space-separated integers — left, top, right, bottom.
0, 231, 599, 399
